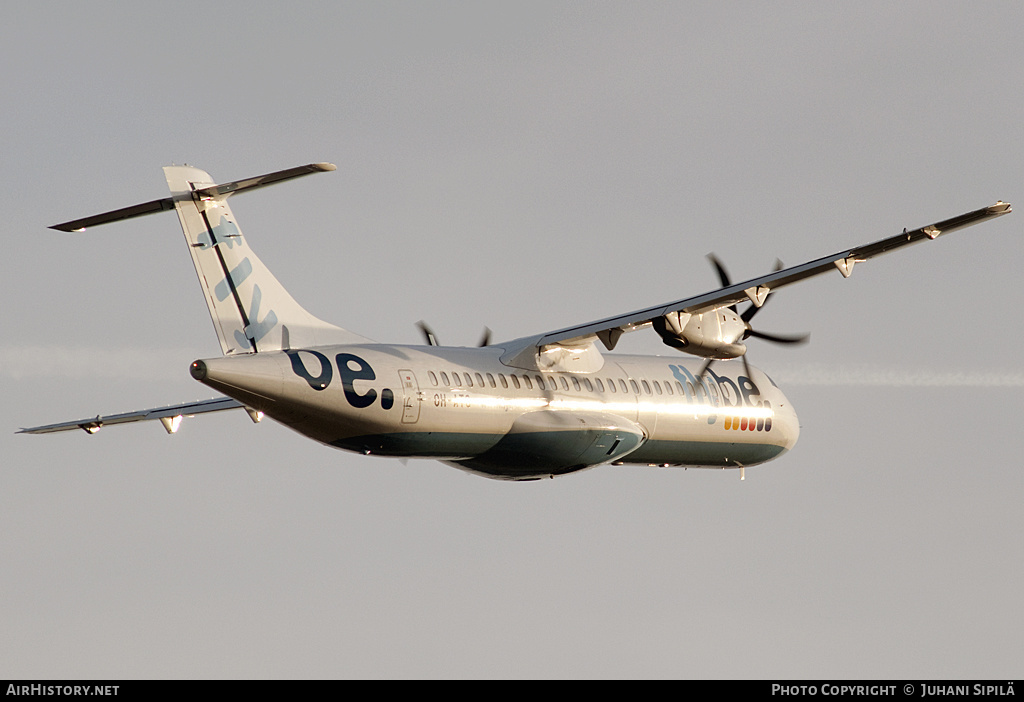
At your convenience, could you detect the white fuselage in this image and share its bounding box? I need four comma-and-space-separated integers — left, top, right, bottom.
191, 344, 800, 480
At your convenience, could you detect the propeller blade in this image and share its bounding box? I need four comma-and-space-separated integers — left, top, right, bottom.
707, 253, 738, 313
697, 357, 715, 382
741, 301, 766, 323
706, 253, 732, 287
416, 320, 439, 346
478, 327, 492, 347
747, 329, 809, 345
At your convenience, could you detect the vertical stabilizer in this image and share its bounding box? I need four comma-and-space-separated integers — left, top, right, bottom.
51, 163, 373, 355
167, 164, 372, 354
163, 165, 370, 354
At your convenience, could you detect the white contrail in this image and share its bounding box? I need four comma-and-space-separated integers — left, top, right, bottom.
767, 362, 1024, 387
5, 346, 1022, 388
0, 345, 203, 381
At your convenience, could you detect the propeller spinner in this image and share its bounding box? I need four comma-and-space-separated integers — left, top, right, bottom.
698, 254, 809, 379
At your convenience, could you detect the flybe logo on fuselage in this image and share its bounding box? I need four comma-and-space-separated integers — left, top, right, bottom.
668, 363, 769, 427
669, 364, 761, 407
287, 350, 395, 410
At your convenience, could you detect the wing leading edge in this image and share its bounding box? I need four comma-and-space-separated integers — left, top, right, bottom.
498, 202, 1011, 364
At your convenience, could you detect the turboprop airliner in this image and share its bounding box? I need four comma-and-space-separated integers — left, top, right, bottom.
19, 163, 1011, 480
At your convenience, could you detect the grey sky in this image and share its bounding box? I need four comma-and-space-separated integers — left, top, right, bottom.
2, 2, 1021, 678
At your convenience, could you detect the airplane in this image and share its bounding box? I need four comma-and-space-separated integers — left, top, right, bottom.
19, 162, 1011, 480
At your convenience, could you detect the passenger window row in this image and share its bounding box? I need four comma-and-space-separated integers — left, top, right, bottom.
425, 370, 700, 397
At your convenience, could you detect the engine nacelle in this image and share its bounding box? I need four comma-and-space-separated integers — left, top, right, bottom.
653, 309, 748, 359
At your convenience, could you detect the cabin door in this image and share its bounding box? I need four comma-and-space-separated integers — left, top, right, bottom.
398, 369, 421, 424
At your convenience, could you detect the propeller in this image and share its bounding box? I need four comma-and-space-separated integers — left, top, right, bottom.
700, 254, 809, 380
416, 320, 439, 346
416, 320, 492, 347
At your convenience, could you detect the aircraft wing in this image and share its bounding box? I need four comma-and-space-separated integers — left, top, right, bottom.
501, 201, 1011, 356
18, 397, 252, 435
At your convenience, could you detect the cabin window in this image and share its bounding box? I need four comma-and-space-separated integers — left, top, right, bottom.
653, 381, 662, 395
475, 373, 484, 387
607, 378, 616, 393
571, 377, 581, 391
464, 373, 473, 387
619, 379, 629, 393
535, 375, 545, 390
630, 380, 640, 394
486, 373, 496, 388
641, 380, 651, 394
511, 374, 521, 389
499, 374, 508, 388
583, 378, 593, 392
595, 379, 605, 392
440, 372, 450, 386
560, 377, 570, 391
664, 381, 673, 395
523, 375, 533, 390
428, 371, 438, 386
453, 372, 462, 386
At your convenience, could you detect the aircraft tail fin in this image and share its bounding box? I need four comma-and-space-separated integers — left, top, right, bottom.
52, 163, 371, 355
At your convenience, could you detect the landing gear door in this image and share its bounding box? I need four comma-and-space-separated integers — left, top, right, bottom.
398, 369, 421, 424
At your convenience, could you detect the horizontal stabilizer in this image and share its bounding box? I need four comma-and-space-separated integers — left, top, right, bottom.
51, 198, 175, 232
50, 162, 337, 232
18, 396, 247, 435
193, 162, 336, 199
